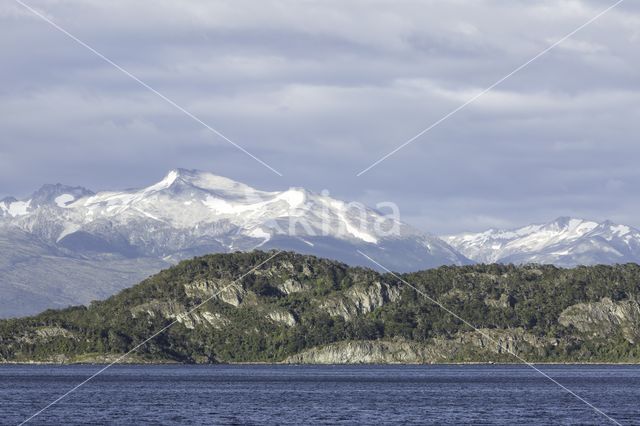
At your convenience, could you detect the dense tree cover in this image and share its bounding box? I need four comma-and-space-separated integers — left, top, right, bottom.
1, 251, 639, 363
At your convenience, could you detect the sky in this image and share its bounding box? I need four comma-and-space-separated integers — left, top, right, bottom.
1, 0, 639, 234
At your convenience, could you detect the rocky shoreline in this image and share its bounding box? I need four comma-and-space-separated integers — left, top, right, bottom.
2, 360, 638, 366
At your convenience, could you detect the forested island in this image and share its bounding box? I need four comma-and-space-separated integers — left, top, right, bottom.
1, 251, 639, 364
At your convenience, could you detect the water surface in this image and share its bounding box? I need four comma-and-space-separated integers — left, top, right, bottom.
1, 364, 638, 425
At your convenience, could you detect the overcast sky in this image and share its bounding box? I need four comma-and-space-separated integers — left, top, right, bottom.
1, 0, 639, 234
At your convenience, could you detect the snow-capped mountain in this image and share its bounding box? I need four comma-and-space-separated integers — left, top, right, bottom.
443, 217, 640, 267
1, 169, 467, 266
0, 169, 469, 317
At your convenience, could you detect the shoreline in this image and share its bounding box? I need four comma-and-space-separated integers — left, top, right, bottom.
2, 361, 639, 366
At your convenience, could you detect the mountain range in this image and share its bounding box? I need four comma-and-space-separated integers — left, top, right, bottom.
0, 169, 466, 317
444, 217, 640, 267
2, 169, 640, 318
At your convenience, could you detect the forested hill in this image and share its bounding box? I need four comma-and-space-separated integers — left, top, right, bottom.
1, 251, 640, 364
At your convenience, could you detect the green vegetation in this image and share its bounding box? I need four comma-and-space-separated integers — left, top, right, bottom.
1, 251, 639, 364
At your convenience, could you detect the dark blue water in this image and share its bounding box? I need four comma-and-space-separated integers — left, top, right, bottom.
1, 364, 638, 425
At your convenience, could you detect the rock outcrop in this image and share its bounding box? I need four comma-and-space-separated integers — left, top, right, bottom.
320, 282, 400, 320
285, 340, 433, 364
285, 329, 554, 364
559, 298, 640, 343
184, 279, 246, 307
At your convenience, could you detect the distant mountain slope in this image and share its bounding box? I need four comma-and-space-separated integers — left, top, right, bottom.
0, 225, 169, 318
1, 251, 639, 364
443, 217, 640, 266
0, 169, 468, 317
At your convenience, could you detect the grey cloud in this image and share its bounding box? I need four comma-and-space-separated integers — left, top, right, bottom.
0, 0, 639, 235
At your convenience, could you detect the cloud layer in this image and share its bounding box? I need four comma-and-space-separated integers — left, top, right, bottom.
1, 0, 639, 233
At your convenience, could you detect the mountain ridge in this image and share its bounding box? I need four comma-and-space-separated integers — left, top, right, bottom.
5, 169, 640, 318
443, 217, 640, 267
0, 169, 468, 317
2, 251, 639, 364
1, 168, 467, 264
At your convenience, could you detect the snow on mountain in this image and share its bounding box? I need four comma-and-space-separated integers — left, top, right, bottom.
0, 169, 469, 317
443, 217, 640, 266
1, 184, 94, 218
1, 169, 466, 264
5, 169, 640, 318
0, 197, 30, 218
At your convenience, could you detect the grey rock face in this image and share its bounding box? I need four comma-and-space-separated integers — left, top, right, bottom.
559, 298, 640, 344
284, 328, 554, 364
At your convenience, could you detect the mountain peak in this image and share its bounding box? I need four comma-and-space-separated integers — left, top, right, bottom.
146, 169, 181, 191
552, 216, 574, 226
167, 168, 203, 181
549, 216, 594, 229
147, 169, 259, 196
30, 183, 94, 208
